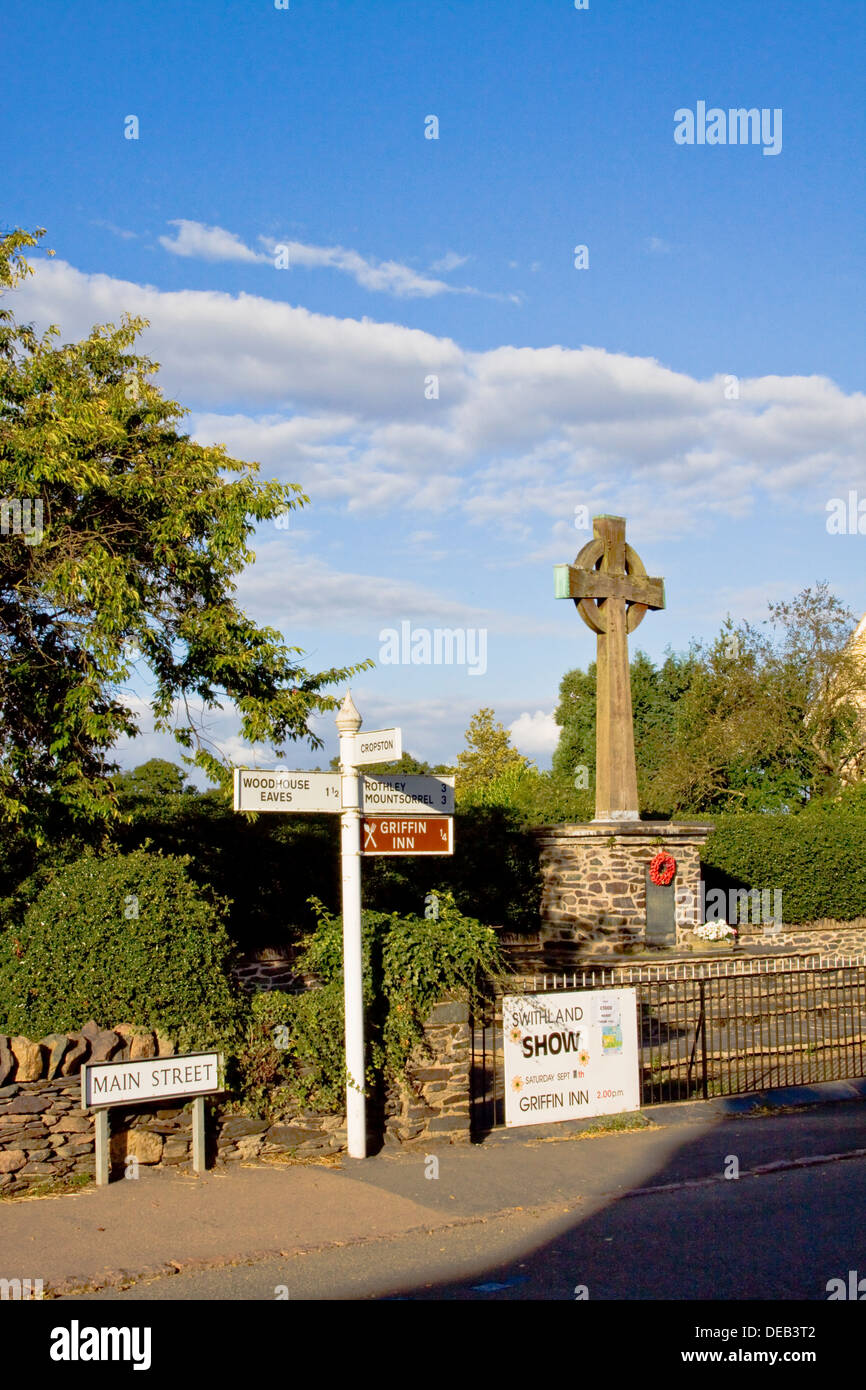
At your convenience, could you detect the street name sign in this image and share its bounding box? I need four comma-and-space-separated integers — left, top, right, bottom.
82, 1051, 223, 1110
361, 816, 454, 855
361, 774, 454, 815
503, 989, 639, 1128
233, 769, 341, 812
351, 727, 402, 765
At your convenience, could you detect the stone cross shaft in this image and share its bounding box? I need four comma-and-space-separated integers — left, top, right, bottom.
555, 515, 665, 821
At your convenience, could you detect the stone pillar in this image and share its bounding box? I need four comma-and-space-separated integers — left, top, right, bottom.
385, 1000, 471, 1145
534, 821, 712, 959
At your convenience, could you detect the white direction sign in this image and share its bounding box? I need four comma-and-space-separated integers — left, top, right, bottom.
503, 989, 640, 1128
233, 769, 341, 813
362, 774, 454, 815
351, 727, 402, 766
82, 1052, 223, 1109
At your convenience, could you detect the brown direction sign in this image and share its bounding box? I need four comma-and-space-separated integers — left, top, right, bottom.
360, 816, 454, 856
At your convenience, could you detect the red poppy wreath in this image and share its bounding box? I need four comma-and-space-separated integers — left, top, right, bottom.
649, 851, 677, 887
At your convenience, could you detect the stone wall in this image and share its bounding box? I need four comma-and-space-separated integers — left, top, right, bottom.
0, 1002, 471, 1194
384, 1001, 471, 1145
535, 822, 710, 954
727, 919, 866, 955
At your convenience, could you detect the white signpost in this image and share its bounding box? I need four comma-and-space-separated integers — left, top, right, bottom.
233, 769, 341, 812
82, 1052, 224, 1185
231, 698, 450, 1159
502, 988, 640, 1128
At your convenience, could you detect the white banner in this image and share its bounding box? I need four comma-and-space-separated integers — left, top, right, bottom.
503, 989, 639, 1127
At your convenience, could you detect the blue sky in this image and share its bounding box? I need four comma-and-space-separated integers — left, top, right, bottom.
5, 0, 866, 774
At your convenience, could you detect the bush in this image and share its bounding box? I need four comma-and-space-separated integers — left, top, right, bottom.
701, 806, 866, 923
0, 848, 248, 1048
235, 892, 504, 1117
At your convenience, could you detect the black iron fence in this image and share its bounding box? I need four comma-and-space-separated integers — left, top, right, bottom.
470, 960, 866, 1133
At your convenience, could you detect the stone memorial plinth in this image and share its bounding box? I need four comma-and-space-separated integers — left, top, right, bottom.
535, 820, 711, 957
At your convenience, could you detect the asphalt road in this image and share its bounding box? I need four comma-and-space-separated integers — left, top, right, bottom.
68, 1102, 866, 1302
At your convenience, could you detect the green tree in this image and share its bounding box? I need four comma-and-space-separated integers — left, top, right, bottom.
655, 588, 862, 812
455, 708, 530, 794
114, 758, 191, 800
551, 588, 863, 816
0, 228, 371, 845
552, 649, 698, 816
0, 847, 246, 1047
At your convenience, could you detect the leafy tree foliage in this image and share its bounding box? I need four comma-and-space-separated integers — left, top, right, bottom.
328, 750, 440, 775
114, 758, 191, 800
237, 893, 503, 1116
551, 587, 864, 815
0, 228, 370, 846
702, 800, 866, 923
455, 708, 530, 793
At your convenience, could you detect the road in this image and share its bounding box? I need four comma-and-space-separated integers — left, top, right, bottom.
62, 1100, 866, 1302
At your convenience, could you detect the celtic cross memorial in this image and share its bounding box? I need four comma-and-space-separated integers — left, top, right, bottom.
555, 515, 665, 821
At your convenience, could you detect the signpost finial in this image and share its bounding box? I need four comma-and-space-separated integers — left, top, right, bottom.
336, 690, 362, 733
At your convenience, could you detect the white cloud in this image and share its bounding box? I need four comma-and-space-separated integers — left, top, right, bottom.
156, 219, 509, 301
14, 256, 866, 550
234, 543, 554, 635
259, 235, 458, 298
429, 251, 471, 273
509, 709, 560, 756
160, 220, 266, 264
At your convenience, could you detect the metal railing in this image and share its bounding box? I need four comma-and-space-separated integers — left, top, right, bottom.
514, 953, 866, 990
470, 962, 866, 1132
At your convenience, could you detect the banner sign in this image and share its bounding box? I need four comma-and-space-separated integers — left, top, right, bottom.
502, 988, 639, 1127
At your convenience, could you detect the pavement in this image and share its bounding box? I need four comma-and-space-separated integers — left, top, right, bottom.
4, 1078, 866, 1299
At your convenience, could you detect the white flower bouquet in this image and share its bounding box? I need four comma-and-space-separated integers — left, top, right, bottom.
694, 921, 738, 942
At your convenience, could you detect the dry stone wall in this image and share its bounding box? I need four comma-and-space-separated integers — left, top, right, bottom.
0, 1002, 471, 1194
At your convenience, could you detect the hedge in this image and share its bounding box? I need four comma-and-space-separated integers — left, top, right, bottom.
701, 807, 866, 924
0, 847, 248, 1047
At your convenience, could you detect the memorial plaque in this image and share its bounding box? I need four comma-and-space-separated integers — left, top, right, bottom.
645, 869, 676, 946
